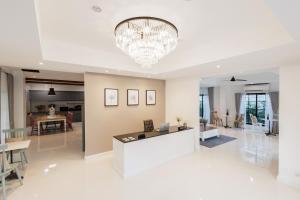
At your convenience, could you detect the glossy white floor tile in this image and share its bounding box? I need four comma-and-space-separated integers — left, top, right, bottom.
4, 127, 300, 200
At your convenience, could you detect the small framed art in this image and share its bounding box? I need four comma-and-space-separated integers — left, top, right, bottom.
146, 90, 156, 105
127, 89, 139, 106
104, 88, 118, 106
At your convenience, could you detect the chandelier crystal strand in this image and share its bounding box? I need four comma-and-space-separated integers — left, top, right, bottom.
115, 17, 178, 68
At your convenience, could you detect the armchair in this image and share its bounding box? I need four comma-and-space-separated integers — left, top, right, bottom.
212, 111, 223, 127
249, 114, 263, 129
234, 114, 244, 128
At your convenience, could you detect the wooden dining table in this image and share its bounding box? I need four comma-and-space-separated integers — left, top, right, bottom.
35, 115, 66, 136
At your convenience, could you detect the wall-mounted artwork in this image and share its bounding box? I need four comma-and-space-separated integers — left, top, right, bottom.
104, 88, 118, 106
146, 90, 156, 105
127, 89, 139, 106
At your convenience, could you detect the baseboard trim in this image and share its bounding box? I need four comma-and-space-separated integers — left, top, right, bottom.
277, 173, 300, 189
84, 151, 113, 160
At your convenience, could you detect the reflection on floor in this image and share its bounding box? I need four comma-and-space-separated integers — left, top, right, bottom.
6, 127, 300, 200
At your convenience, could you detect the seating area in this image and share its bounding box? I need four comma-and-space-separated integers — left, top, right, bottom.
0, 128, 31, 200
199, 83, 280, 136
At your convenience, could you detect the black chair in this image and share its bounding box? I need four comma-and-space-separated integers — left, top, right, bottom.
144, 120, 154, 132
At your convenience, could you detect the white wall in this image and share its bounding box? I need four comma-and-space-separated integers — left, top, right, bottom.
219, 85, 244, 126
13, 70, 26, 128
213, 87, 220, 114
166, 78, 199, 129
278, 65, 300, 188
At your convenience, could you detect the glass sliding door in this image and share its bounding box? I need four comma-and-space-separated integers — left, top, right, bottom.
199, 94, 204, 118
245, 93, 266, 125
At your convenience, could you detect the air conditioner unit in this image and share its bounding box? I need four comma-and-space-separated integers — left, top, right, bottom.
244, 83, 270, 93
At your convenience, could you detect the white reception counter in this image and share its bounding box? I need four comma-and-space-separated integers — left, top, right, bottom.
113, 127, 196, 178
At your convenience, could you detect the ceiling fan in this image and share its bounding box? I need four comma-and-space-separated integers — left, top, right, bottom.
227, 76, 247, 82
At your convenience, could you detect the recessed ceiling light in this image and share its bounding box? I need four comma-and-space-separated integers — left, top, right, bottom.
39, 62, 44, 65
92, 5, 102, 13
105, 70, 109, 73
249, 176, 254, 183
216, 65, 221, 69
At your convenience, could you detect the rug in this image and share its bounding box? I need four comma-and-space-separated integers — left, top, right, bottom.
200, 135, 237, 148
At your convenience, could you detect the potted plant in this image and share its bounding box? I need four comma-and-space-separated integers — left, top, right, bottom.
176, 117, 182, 127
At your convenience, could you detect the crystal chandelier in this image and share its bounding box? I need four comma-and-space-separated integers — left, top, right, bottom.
115, 17, 178, 68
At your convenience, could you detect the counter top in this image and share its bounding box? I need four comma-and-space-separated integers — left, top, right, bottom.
113, 126, 193, 143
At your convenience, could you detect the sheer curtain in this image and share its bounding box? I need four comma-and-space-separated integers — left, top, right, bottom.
240, 94, 247, 126
1, 72, 10, 144
265, 94, 273, 131
203, 95, 210, 123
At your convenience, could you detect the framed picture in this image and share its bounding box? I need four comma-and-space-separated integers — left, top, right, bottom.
104, 88, 118, 106
127, 89, 139, 106
146, 90, 156, 105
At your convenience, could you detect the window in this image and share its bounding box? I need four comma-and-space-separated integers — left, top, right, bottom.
245, 93, 266, 124
200, 94, 210, 122
199, 94, 204, 118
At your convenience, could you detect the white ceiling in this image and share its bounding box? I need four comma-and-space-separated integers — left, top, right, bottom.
1, 0, 300, 79
0, 0, 42, 68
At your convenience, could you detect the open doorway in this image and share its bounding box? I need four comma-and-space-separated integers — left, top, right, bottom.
199, 69, 279, 175
24, 70, 85, 159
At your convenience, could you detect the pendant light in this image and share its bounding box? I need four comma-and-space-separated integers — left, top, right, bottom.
48, 81, 56, 95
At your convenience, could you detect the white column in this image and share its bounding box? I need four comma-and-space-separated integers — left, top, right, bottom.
165, 78, 200, 150
13, 70, 26, 128
278, 65, 300, 188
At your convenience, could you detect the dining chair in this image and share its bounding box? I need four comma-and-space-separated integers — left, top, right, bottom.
0, 144, 23, 200
3, 128, 29, 168
143, 120, 154, 132
67, 112, 74, 130
28, 113, 43, 135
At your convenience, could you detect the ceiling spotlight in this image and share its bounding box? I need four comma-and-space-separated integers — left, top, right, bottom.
92, 5, 102, 13
105, 70, 109, 73
39, 62, 44, 65
216, 65, 221, 69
